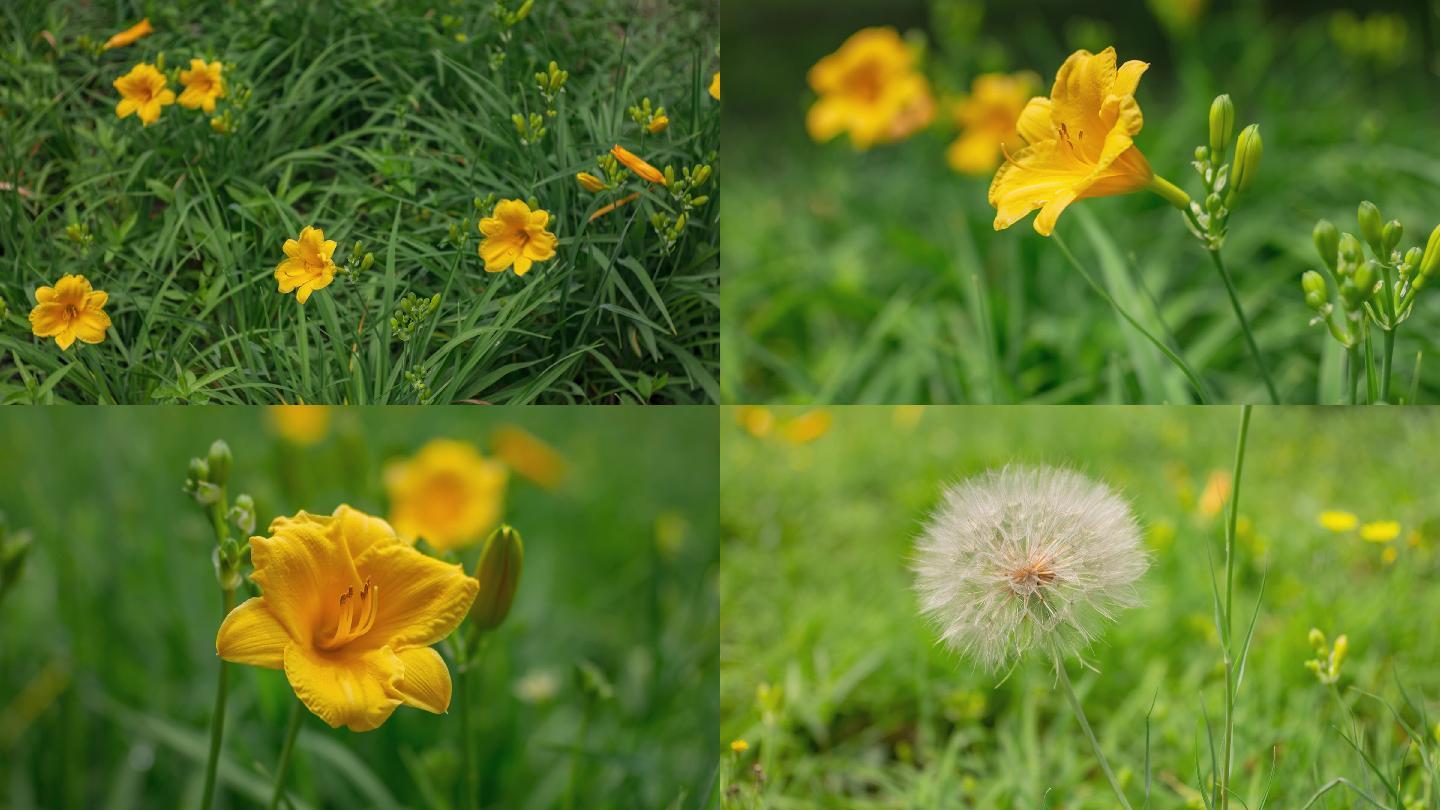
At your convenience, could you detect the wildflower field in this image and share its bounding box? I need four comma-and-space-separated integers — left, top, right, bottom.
0, 0, 719, 404
0, 406, 718, 807
721, 406, 1440, 808
721, 0, 1440, 405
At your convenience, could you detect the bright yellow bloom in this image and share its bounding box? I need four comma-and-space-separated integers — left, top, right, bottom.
946, 72, 1037, 175
1197, 470, 1231, 519
491, 425, 568, 490
1381, 546, 1398, 564
29, 275, 111, 350
113, 63, 175, 127
990, 47, 1162, 236
215, 505, 477, 732
806, 27, 935, 150
588, 192, 640, 222
780, 410, 832, 444
646, 114, 670, 134
709, 71, 721, 101
103, 18, 154, 50
275, 226, 337, 304
730, 739, 749, 753
1318, 510, 1358, 532
268, 405, 332, 446
178, 59, 225, 114
1360, 520, 1401, 543
385, 439, 509, 551
734, 405, 774, 438
477, 200, 558, 276
576, 172, 607, 193
610, 144, 666, 185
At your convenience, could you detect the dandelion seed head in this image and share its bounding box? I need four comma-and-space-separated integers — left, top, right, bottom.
913, 465, 1148, 672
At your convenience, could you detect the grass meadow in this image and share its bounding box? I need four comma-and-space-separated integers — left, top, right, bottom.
0, 0, 719, 404
721, 406, 1440, 808
721, 0, 1440, 404
0, 407, 718, 808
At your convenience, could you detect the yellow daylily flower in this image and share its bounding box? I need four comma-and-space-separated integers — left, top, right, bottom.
990, 47, 1187, 236
178, 59, 226, 114
1360, 520, 1401, 543
946, 72, 1037, 176
267, 405, 332, 446
275, 226, 337, 304
780, 410, 832, 444
709, 71, 720, 101
731, 739, 749, 753
491, 425, 568, 490
477, 200, 558, 276
385, 439, 509, 551
1318, 510, 1358, 532
103, 18, 154, 50
733, 405, 774, 437
113, 63, 175, 127
29, 274, 111, 350
806, 27, 935, 150
215, 505, 478, 732
610, 144, 666, 185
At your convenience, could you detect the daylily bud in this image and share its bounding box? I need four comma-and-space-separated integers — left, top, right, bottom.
1402, 247, 1422, 277
1301, 271, 1328, 310
1308, 627, 1326, 652
1194, 145, 1209, 162
471, 525, 523, 632
1229, 124, 1262, 196
207, 440, 232, 487
575, 171, 606, 193
229, 493, 256, 535
1337, 233, 1363, 276
1313, 220, 1339, 272
360, 252, 375, 273
1354, 260, 1378, 294
1383, 220, 1403, 256
1422, 224, 1440, 277
1205, 192, 1223, 214
188, 457, 210, 487
1357, 201, 1383, 256
1332, 634, 1348, 668
1209, 94, 1234, 156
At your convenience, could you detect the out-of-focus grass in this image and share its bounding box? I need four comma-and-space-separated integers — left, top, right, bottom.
721, 0, 1440, 404
0, 0, 719, 404
0, 407, 718, 809
720, 405, 1440, 807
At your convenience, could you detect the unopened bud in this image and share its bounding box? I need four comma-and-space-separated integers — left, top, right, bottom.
360, 252, 375, 273
1382, 220, 1403, 256
1209, 94, 1234, 156
1338, 233, 1362, 276
1301, 270, 1328, 310
1229, 124, 1262, 196
1313, 220, 1339, 272
1358, 201, 1383, 256
1422, 224, 1440, 277
1354, 260, 1378, 293
207, 440, 232, 487
471, 525, 523, 632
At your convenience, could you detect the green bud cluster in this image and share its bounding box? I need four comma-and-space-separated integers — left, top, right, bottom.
185, 439, 253, 592
511, 111, 547, 146
404, 363, 436, 405
391, 291, 441, 342
1182, 95, 1263, 250
534, 61, 568, 117
337, 240, 374, 281
627, 97, 667, 131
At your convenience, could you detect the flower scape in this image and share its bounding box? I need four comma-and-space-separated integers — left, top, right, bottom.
0, 1, 718, 404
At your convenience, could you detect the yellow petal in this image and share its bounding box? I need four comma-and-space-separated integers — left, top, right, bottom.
1015, 97, 1055, 145
513, 255, 533, 276
394, 647, 452, 714
250, 522, 357, 648
947, 131, 1002, 175
216, 598, 290, 668
284, 643, 403, 732
351, 541, 478, 650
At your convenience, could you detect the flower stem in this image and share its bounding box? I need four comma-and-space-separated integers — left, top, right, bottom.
1146, 174, 1192, 210
457, 632, 486, 810
268, 700, 303, 810
200, 586, 236, 810
1380, 327, 1396, 403
1053, 653, 1133, 810
1345, 346, 1360, 405
1206, 248, 1279, 404
1219, 404, 1253, 810
296, 302, 312, 399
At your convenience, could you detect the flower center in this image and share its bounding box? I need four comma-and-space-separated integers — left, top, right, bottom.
129, 80, 154, 103
64, 304, 79, 320
318, 579, 378, 650
192, 76, 213, 92
1006, 555, 1056, 598
845, 62, 886, 103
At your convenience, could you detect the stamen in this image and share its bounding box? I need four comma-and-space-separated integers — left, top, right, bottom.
318, 580, 379, 649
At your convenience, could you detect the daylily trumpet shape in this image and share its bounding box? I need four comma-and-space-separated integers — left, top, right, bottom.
216, 505, 478, 732
990, 47, 1181, 236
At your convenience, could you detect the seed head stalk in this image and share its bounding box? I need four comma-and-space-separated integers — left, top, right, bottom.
200, 481, 233, 810
1054, 650, 1134, 810
1219, 404, 1253, 810
268, 700, 303, 810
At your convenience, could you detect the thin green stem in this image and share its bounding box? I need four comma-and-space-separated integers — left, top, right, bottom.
200, 586, 236, 810
296, 302, 311, 400
1380, 327, 1396, 403
1206, 248, 1279, 404
458, 633, 488, 810
1054, 653, 1134, 810
564, 701, 593, 810
1219, 404, 1253, 810
1346, 346, 1360, 405
268, 700, 303, 810
1052, 232, 1211, 403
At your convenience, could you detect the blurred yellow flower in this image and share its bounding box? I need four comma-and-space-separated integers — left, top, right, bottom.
113, 63, 175, 127
1381, 546, 1398, 565
734, 406, 774, 437
275, 225, 337, 304
1318, 510, 1358, 532
709, 71, 720, 101
386, 439, 508, 551
730, 739, 749, 753
575, 172, 607, 193
491, 425, 568, 490
478, 199, 558, 276
946, 72, 1037, 176
178, 59, 225, 114
1197, 470, 1231, 518
216, 505, 477, 732
610, 144, 666, 185
892, 405, 925, 428
1360, 520, 1400, 543
806, 27, 934, 150
780, 410, 832, 444
103, 18, 154, 50
29, 275, 111, 350
268, 405, 332, 446
646, 114, 670, 134
990, 47, 1164, 236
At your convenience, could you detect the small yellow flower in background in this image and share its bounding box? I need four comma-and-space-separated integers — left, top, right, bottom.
267, 405, 332, 446
730, 739, 749, 753
215, 505, 478, 732
709, 71, 720, 101
1381, 546, 1398, 565
386, 439, 508, 551
178, 59, 225, 114
113, 63, 175, 126
734, 405, 774, 438
1360, 520, 1401, 543
587, 192, 640, 222
610, 144, 667, 185
103, 18, 154, 50
28, 275, 111, 350
275, 226, 337, 304
893, 405, 925, 428
990, 47, 1160, 236
946, 72, 1037, 176
646, 114, 670, 134
1319, 510, 1359, 532
806, 27, 935, 150
575, 172, 607, 193
780, 410, 832, 445
477, 199, 558, 276
491, 425, 568, 490
1197, 470, 1231, 519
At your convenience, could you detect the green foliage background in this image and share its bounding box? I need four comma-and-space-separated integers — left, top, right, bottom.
0, 406, 718, 808
721, 0, 1440, 404
721, 405, 1440, 807
0, 0, 719, 404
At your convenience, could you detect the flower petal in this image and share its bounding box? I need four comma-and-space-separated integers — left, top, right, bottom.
1015, 97, 1056, 145
216, 597, 291, 668
394, 646, 452, 714
250, 521, 358, 648
284, 643, 403, 732
352, 541, 478, 650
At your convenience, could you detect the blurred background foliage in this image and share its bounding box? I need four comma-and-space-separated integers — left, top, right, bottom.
0, 407, 718, 808
721, 0, 1440, 404
720, 406, 1440, 807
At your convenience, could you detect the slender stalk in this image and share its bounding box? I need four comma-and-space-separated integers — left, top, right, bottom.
1052, 232, 1212, 403
1346, 346, 1360, 405
200, 586, 236, 810
1219, 405, 1253, 810
564, 701, 593, 810
268, 700, 303, 810
296, 302, 311, 399
457, 632, 483, 810
1054, 653, 1134, 810
1380, 328, 1396, 403
1206, 249, 1279, 404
